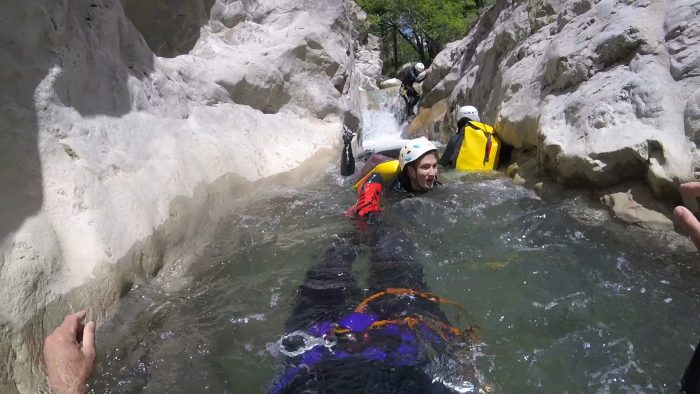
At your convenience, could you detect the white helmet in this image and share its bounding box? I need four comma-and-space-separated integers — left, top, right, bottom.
414, 62, 425, 73
399, 137, 438, 171
457, 105, 480, 123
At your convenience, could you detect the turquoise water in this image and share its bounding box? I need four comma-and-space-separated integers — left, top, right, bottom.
89, 168, 700, 393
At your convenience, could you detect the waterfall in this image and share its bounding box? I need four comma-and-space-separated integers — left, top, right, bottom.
358, 87, 409, 154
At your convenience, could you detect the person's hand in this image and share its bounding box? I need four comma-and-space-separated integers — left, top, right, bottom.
342, 126, 356, 145
43, 310, 95, 394
674, 182, 700, 250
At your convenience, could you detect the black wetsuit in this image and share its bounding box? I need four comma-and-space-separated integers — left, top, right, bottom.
682, 340, 700, 393
271, 220, 477, 393
439, 118, 470, 168
401, 66, 427, 118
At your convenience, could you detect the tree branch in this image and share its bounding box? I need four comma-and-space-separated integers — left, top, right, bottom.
396, 27, 421, 57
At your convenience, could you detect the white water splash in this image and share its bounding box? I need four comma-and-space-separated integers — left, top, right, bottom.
230, 313, 266, 324
360, 108, 407, 153
275, 331, 337, 357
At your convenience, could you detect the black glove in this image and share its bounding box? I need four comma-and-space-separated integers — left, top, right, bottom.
340, 126, 356, 176
343, 126, 356, 145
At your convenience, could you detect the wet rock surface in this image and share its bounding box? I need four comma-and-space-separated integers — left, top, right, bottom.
0, 0, 380, 391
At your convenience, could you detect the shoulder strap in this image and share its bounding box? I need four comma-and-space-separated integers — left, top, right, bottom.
465, 121, 495, 164
483, 132, 493, 165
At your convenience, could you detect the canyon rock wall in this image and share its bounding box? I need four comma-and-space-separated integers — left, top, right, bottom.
419, 0, 699, 201
0, 0, 379, 391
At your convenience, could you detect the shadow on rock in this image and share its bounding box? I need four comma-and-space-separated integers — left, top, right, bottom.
122, 0, 215, 58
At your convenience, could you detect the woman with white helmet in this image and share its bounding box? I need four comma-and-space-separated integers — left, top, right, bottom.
346, 136, 440, 218
439, 105, 501, 171
397, 136, 440, 192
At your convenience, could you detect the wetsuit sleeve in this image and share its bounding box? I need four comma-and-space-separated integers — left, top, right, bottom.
682, 340, 700, 394
402, 68, 418, 88
340, 128, 355, 176
415, 70, 428, 83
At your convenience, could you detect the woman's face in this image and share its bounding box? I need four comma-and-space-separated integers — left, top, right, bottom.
408, 152, 438, 192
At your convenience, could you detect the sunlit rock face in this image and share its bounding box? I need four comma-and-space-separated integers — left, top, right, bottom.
0, 0, 379, 391
424, 0, 699, 198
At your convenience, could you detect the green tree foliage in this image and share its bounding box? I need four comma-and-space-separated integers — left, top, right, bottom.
358, 0, 483, 73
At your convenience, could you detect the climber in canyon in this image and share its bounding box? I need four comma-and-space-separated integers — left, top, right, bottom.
400, 62, 431, 119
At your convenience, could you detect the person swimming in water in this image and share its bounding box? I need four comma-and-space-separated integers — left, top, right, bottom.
344, 136, 440, 218
270, 226, 481, 393
270, 145, 480, 392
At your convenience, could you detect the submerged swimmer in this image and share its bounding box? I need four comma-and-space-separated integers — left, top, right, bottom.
270, 159, 480, 393
272, 137, 477, 391
271, 230, 480, 393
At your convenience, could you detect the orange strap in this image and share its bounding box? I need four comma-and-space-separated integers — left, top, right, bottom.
369, 317, 461, 337
328, 288, 477, 342
355, 288, 466, 314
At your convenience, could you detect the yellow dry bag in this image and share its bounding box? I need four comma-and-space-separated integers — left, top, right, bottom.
455, 121, 500, 171
352, 155, 400, 191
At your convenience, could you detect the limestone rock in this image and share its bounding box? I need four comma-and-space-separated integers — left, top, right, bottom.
379, 78, 402, 89
406, 99, 449, 140
506, 163, 520, 178
122, 0, 215, 57
421, 39, 464, 104
422, 0, 699, 193
686, 88, 700, 144
600, 190, 674, 231
355, 35, 383, 90
349, 0, 370, 44
665, 0, 700, 80
0, 0, 371, 391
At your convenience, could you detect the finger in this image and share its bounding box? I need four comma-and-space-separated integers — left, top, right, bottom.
674, 206, 700, 250
61, 310, 87, 336
680, 182, 700, 197
81, 321, 96, 368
